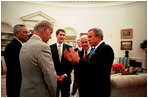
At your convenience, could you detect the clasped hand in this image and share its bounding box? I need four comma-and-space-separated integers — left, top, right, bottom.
64, 48, 80, 63
57, 75, 66, 82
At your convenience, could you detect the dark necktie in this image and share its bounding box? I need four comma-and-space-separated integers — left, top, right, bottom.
88, 48, 95, 60
84, 51, 87, 60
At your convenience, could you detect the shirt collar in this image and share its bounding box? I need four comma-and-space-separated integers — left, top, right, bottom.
33, 34, 42, 41
56, 43, 63, 48
14, 37, 23, 45
85, 47, 91, 54
78, 47, 82, 51
94, 41, 104, 51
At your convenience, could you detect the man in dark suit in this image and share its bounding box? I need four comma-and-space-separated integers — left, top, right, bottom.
76, 35, 92, 96
72, 35, 92, 96
74, 39, 82, 52
50, 29, 73, 97
64, 28, 114, 97
4, 24, 29, 97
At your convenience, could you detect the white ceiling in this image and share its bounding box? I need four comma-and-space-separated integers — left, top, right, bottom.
19, 1, 142, 8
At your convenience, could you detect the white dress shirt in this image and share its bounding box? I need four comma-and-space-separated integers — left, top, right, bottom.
78, 47, 82, 52
56, 43, 63, 55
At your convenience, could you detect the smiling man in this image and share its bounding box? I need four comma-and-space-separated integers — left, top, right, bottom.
80, 35, 91, 60
74, 35, 92, 96
4, 24, 29, 97
50, 29, 73, 97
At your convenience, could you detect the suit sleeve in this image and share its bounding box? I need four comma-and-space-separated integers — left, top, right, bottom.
38, 46, 57, 97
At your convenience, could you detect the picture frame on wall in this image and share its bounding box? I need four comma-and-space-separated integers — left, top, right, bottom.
121, 29, 133, 39
121, 41, 132, 50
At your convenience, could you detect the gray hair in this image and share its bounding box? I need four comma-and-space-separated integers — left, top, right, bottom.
34, 20, 53, 32
13, 24, 25, 36
77, 38, 81, 42
88, 28, 103, 40
80, 35, 88, 40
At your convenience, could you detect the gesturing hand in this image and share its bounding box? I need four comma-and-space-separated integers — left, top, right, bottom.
64, 49, 74, 63
69, 48, 80, 63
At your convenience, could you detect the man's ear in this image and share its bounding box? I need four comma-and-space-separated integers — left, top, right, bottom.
56, 34, 58, 38
98, 35, 101, 40
15, 31, 19, 37
41, 27, 46, 34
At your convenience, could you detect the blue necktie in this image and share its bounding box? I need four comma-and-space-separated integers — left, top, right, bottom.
88, 48, 95, 60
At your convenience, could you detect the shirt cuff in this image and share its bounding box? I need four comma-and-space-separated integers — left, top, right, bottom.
64, 74, 68, 77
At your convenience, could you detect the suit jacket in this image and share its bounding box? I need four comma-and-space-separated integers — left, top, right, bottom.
74, 47, 82, 53
74, 47, 83, 58
4, 38, 22, 97
74, 47, 79, 52
19, 35, 57, 97
77, 42, 114, 97
73, 49, 84, 83
50, 43, 73, 84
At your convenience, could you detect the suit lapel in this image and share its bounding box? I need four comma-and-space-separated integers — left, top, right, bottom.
62, 44, 67, 60
13, 38, 22, 50
62, 44, 65, 56
89, 42, 105, 61
61, 44, 64, 61
53, 43, 60, 62
80, 50, 84, 59
13, 38, 21, 44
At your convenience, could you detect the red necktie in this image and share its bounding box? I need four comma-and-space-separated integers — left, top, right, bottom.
84, 51, 87, 60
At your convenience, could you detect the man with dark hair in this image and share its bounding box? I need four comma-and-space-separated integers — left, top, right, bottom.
50, 29, 73, 97
4, 24, 29, 97
64, 28, 114, 97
